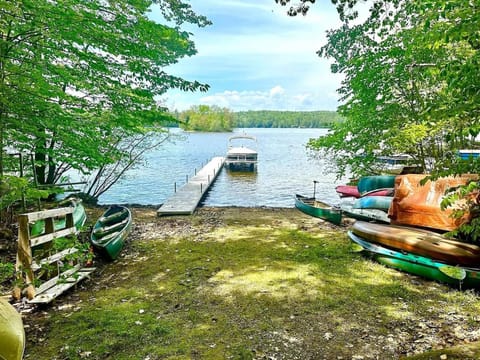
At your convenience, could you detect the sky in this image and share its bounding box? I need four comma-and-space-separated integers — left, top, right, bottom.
155, 1, 344, 112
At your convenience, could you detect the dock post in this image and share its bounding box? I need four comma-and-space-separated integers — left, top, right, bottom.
194, 168, 196, 175
186, 174, 188, 183
174, 182, 177, 193
200, 183, 203, 193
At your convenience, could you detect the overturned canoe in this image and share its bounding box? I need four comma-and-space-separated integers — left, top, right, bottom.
352, 196, 393, 211
348, 231, 480, 289
351, 221, 480, 267
341, 203, 390, 223
0, 299, 25, 360
294, 194, 342, 225
336, 185, 394, 199
357, 175, 396, 195
90, 205, 132, 260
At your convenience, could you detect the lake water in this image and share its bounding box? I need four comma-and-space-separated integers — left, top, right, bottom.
99, 128, 347, 207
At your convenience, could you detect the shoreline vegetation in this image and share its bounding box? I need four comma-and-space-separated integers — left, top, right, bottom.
19, 206, 480, 360
172, 107, 343, 132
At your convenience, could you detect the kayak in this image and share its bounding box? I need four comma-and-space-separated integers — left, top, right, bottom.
0, 299, 25, 360
351, 221, 480, 267
352, 196, 393, 211
348, 231, 480, 289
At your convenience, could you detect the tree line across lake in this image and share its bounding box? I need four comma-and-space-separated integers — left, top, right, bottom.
172, 105, 343, 131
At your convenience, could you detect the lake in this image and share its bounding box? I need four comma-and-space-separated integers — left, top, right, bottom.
99, 128, 347, 207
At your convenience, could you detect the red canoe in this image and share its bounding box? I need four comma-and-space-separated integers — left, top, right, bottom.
336, 185, 393, 199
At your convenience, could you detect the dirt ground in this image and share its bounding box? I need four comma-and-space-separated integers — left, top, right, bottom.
11, 206, 480, 359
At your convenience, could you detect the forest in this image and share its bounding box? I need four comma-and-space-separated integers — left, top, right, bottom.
233, 110, 342, 128
174, 107, 343, 131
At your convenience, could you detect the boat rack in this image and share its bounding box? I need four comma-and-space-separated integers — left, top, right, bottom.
13, 207, 95, 304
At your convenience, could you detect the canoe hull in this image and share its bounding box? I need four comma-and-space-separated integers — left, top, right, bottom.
357, 175, 396, 195
341, 203, 390, 223
0, 299, 25, 360
90, 206, 132, 260
352, 196, 392, 211
351, 221, 480, 267
295, 194, 342, 225
348, 231, 480, 289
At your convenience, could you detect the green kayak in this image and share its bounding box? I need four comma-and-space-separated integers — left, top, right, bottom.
295, 194, 342, 225
0, 299, 25, 360
348, 231, 480, 289
90, 205, 132, 260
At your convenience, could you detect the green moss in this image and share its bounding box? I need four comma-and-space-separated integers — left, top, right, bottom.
24, 209, 480, 359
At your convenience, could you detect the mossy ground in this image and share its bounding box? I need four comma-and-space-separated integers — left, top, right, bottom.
23, 207, 480, 359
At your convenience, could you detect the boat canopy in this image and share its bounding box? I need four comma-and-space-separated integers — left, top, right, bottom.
228, 134, 256, 143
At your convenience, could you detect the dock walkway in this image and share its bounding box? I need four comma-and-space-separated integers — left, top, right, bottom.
157, 157, 225, 216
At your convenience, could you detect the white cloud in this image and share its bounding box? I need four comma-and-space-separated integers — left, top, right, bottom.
166, 86, 337, 112
162, 1, 344, 112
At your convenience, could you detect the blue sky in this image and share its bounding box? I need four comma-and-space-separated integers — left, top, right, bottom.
156, 1, 344, 112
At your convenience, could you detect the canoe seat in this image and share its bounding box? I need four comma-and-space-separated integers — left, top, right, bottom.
99, 208, 129, 226
94, 217, 129, 238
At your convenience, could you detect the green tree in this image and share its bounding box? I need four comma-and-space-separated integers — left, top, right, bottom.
0, 0, 210, 190
277, 0, 479, 179
179, 105, 234, 132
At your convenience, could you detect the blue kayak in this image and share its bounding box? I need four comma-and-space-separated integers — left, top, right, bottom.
352, 196, 393, 211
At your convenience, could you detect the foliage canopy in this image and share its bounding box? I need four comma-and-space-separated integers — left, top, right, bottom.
0, 0, 210, 202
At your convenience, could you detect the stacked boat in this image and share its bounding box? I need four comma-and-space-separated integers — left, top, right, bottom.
347, 174, 480, 289
337, 175, 396, 224
295, 175, 396, 224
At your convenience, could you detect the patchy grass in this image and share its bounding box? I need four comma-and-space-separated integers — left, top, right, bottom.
24, 208, 480, 359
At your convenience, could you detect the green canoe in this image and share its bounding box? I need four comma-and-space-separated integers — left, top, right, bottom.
295, 194, 342, 225
90, 205, 132, 260
348, 231, 480, 289
30, 197, 87, 236
0, 299, 25, 360
357, 175, 396, 195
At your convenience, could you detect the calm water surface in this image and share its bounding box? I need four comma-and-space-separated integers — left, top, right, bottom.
99, 128, 347, 207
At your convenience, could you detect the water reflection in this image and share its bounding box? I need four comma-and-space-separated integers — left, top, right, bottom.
99, 128, 349, 207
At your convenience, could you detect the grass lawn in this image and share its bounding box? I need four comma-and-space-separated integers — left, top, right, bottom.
23, 207, 480, 359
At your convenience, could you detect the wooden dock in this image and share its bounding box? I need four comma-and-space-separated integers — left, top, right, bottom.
157, 157, 225, 216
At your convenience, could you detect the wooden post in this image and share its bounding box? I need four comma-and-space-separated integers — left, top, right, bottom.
174, 182, 177, 193
14, 215, 35, 300
313, 180, 319, 199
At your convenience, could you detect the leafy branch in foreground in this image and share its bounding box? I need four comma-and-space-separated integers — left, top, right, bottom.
1, 0, 211, 207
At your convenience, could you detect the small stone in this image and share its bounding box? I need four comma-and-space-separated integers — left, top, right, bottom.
440, 355, 447, 360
